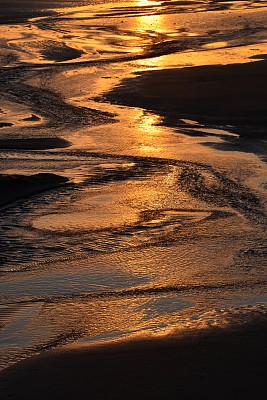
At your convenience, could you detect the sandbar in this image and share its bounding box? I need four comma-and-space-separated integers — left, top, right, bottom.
0, 137, 71, 150
0, 173, 69, 208
106, 60, 267, 137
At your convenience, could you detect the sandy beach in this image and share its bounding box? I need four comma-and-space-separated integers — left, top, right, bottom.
1, 323, 266, 400
0, 1, 267, 399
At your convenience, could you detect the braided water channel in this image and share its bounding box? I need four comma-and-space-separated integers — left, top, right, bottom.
0, 0, 267, 370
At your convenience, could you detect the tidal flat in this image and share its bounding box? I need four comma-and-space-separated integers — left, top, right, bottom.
0, 1, 267, 399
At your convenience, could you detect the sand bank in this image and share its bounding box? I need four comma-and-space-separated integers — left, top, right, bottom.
106, 60, 267, 136
0, 324, 266, 400
0, 137, 71, 150
0, 173, 69, 208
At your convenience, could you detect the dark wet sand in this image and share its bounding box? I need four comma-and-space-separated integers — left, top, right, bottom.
0, 0, 86, 23
0, 324, 266, 400
0, 137, 71, 150
0, 173, 69, 208
41, 43, 85, 62
106, 60, 267, 135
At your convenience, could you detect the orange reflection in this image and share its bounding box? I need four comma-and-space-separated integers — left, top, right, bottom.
131, 109, 171, 155
136, 0, 165, 30
130, 1, 171, 68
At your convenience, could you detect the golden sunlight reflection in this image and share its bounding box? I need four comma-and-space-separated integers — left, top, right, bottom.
133, 109, 167, 154
136, 1, 166, 32
32, 172, 179, 233
67, 80, 176, 157
135, 41, 267, 71
134, 0, 167, 68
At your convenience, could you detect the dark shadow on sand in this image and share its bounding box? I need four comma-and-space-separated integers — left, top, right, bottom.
104, 60, 267, 139
0, 137, 71, 150
0, 324, 266, 400
0, 173, 69, 208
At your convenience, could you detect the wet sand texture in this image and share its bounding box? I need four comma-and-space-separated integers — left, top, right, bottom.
41, 42, 85, 62
107, 60, 267, 134
0, 325, 266, 400
0, 137, 71, 150
0, 1, 85, 23
0, 173, 69, 208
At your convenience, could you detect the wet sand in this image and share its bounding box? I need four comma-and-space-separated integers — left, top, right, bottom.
0, 1, 267, 398
0, 137, 71, 150
1, 323, 266, 400
0, 173, 69, 208
106, 60, 267, 136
